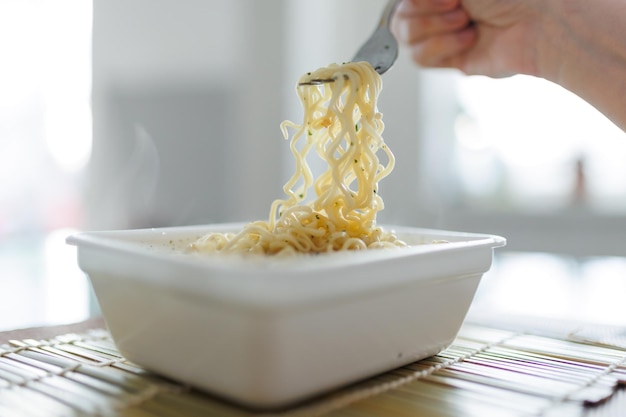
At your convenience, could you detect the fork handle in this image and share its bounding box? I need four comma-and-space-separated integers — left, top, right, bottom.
378, 0, 400, 28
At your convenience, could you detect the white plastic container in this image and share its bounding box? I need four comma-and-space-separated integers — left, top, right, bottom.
67, 223, 505, 409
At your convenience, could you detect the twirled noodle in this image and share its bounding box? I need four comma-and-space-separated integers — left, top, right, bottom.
190, 61, 405, 256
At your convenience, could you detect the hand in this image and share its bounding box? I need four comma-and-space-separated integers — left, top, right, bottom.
392, 0, 543, 78
392, 0, 626, 131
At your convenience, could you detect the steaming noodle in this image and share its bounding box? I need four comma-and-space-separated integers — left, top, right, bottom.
191, 62, 404, 255
190, 61, 405, 256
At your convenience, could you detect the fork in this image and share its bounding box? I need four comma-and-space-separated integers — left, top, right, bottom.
300, 0, 400, 86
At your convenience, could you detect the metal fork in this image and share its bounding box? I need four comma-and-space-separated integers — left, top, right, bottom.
300, 0, 400, 86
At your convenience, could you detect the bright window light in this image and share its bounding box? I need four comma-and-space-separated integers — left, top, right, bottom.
455, 75, 626, 210
42, 0, 93, 173
0, 0, 91, 235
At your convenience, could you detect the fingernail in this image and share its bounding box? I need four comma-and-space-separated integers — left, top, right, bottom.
391, 19, 409, 42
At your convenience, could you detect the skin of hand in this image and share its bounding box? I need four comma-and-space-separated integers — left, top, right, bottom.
392, 0, 626, 131
392, 0, 538, 77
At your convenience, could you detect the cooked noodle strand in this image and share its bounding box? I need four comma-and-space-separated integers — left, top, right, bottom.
191, 62, 405, 255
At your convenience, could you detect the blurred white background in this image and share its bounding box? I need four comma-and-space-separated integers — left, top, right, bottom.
1, 0, 625, 331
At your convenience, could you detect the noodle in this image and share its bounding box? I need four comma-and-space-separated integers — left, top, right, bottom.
190, 61, 405, 256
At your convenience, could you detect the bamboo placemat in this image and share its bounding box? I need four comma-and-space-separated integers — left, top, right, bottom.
0, 323, 625, 417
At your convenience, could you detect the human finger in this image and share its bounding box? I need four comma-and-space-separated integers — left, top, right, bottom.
395, 0, 461, 15
393, 6, 471, 44
408, 25, 477, 68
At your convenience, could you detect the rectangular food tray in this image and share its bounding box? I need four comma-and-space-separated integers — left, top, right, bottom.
67, 223, 505, 409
